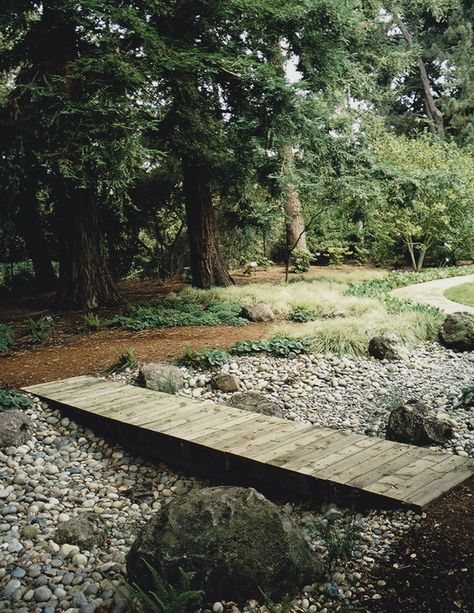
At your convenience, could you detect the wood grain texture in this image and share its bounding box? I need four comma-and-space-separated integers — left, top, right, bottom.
24, 376, 472, 510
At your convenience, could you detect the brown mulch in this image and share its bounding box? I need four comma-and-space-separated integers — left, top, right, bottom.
371, 477, 474, 613
0, 323, 272, 387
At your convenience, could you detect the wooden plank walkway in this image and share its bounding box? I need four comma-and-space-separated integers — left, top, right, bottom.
24, 376, 472, 510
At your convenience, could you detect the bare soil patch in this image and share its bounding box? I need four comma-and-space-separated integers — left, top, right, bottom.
372, 477, 474, 613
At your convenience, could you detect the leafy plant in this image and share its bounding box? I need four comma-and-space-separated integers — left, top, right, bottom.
287, 307, 317, 323
0, 388, 33, 412
323, 245, 353, 266
307, 515, 362, 568
124, 561, 204, 613
110, 300, 247, 331
460, 384, 474, 407
83, 312, 103, 331
290, 249, 313, 273
105, 348, 138, 374
232, 337, 311, 357
27, 316, 53, 344
0, 323, 16, 354
258, 589, 294, 613
177, 348, 230, 369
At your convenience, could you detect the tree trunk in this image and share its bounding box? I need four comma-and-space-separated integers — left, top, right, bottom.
286, 182, 308, 252
393, 13, 445, 137
181, 156, 233, 289
55, 186, 120, 309
16, 191, 57, 289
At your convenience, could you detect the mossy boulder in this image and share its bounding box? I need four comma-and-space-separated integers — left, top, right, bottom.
126, 486, 320, 601
439, 312, 474, 351
368, 331, 408, 361
139, 363, 184, 393
55, 512, 108, 549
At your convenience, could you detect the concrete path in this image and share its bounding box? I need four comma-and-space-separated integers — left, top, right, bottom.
390, 274, 474, 314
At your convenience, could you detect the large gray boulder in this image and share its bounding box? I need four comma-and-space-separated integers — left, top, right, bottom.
55, 513, 108, 549
385, 399, 453, 446
228, 391, 285, 419
0, 410, 33, 448
240, 303, 275, 322
439, 312, 474, 351
139, 363, 184, 393
368, 331, 408, 361
126, 486, 320, 601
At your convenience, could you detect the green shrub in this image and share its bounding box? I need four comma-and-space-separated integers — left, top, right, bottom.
105, 348, 138, 374
287, 307, 317, 323
348, 265, 474, 300
0, 388, 33, 412
83, 312, 103, 331
177, 348, 230, 369
232, 337, 311, 357
460, 384, 474, 407
124, 562, 204, 613
306, 515, 362, 567
323, 245, 353, 266
290, 249, 313, 273
0, 323, 16, 354
110, 300, 247, 331
28, 316, 53, 344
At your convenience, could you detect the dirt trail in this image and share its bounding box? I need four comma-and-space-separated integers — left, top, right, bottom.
0, 323, 271, 388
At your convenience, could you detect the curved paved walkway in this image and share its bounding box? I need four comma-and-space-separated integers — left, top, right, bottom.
390, 274, 474, 314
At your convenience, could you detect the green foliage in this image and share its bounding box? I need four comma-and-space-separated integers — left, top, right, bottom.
83, 313, 103, 332
258, 589, 294, 613
290, 250, 313, 273
106, 349, 138, 374
367, 133, 474, 271
348, 266, 474, 300
307, 515, 362, 567
287, 307, 317, 323
460, 384, 474, 407
27, 316, 53, 345
177, 348, 230, 369
323, 245, 353, 266
110, 300, 247, 331
0, 323, 16, 354
124, 562, 204, 613
232, 337, 311, 358
0, 388, 33, 412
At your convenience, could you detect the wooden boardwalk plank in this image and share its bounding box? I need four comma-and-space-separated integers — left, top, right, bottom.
23, 376, 472, 510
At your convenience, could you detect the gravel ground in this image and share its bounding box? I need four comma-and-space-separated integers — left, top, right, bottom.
1, 399, 422, 613
176, 343, 474, 457
1, 342, 473, 612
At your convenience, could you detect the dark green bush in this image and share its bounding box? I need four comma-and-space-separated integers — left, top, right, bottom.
0, 388, 33, 412
109, 300, 247, 331
290, 249, 313, 273
177, 348, 231, 369
232, 337, 311, 357
0, 323, 16, 354
28, 316, 54, 344
287, 307, 317, 322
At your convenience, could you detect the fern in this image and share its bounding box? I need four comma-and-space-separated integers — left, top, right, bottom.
124, 561, 204, 613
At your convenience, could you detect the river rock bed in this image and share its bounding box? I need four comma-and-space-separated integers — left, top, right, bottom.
0, 398, 423, 613
176, 343, 474, 457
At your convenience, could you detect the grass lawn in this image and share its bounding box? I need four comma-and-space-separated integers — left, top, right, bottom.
444, 282, 474, 307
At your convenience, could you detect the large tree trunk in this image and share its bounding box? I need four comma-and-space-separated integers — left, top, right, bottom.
16, 191, 57, 290
55, 186, 120, 309
286, 186, 307, 251
182, 156, 233, 289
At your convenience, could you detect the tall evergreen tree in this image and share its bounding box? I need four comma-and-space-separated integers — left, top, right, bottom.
0, 1, 147, 308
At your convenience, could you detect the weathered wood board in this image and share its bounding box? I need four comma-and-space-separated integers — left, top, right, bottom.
24, 376, 472, 510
